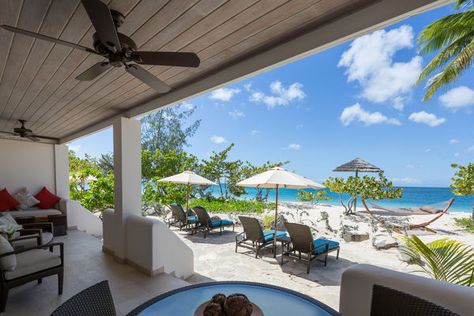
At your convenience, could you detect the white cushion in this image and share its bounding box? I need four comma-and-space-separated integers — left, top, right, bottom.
6, 209, 62, 218
13, 190, 39, 210
0, 214, 21, 240
0, 235, 16, 271
11, 232, 54, 249
5, 248, 61, 280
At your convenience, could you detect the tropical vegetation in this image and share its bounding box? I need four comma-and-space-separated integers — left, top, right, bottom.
450, 162, 474, 225
401, 235, 474, 287
69, 104, 284, 214
323, 172, 402, 215
417, 0, 474, 100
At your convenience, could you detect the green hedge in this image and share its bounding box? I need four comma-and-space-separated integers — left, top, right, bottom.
189, 198, 273, 214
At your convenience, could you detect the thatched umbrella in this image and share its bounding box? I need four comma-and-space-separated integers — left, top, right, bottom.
333, 158, 382, 212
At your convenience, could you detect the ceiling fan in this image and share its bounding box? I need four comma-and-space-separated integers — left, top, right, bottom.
0, 0, 200, 93
0, 120, 58, 142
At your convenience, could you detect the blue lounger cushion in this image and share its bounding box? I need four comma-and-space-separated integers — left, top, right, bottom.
187, 215, 198, 223
210, 219, 234, 228
263, 230, 286, 242
312, 238, 339, 254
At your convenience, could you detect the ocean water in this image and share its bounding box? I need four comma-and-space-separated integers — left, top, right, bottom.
206, 186, 473, 213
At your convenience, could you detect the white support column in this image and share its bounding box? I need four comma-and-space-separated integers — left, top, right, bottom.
54, 144, 70, 199
111, 117, 142, 260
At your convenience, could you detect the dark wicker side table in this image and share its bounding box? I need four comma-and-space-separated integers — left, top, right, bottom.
48, 215, 68, 236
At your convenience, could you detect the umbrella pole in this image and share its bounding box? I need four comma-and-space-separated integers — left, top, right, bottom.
273, 184, 279, 258
353, 170, 358, 213
186, 183, 190, 214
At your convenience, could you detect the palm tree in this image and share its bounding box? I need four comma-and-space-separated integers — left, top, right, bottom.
417, 0, 474, 101
401, 235, 474, 287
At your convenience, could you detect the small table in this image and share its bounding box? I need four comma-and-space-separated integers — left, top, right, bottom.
48, 215, 67, 236
276, 235, 291, 264
128, 281, 340, 316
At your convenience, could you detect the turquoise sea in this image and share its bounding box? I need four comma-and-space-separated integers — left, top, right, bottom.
206, 186, 473, 213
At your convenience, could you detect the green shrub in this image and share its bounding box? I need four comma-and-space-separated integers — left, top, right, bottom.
454, 217, 474, 233
262, 215, 275, 229
189, 198, 272, 214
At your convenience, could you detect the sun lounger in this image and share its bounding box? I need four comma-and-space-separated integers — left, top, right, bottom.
193, 206, 234, 238
236, 216, 286, 258
284, 222, 340, 273
168, 203, 198, 231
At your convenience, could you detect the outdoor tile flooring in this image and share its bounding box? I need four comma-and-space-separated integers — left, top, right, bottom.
3, 230, 189, 316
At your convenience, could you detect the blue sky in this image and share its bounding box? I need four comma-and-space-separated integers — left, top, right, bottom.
69, 3, 474, 188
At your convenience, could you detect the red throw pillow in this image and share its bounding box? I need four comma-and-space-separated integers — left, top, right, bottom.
34, 187, 61, 209
0, 189, 19, 212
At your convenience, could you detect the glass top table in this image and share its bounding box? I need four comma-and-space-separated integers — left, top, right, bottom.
128, 281, 340, 316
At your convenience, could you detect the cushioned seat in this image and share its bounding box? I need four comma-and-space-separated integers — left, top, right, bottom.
11, 232, 53, 249
313, 238, 340, 254
5, 248, 61, 280
210, 219, 234, 228
263, 230, 286, 242
187, 215, 198, 223
6, 209, 62, 218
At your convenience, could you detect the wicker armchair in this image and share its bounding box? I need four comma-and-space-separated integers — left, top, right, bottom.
0, 242, 64, 312
51, 280, 116, 316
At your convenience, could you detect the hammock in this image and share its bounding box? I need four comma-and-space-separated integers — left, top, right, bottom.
365, 200, 451, 216
361, 198, 455, 233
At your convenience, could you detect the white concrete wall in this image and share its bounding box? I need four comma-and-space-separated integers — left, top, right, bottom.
126, 215, 194, 278
67, 200, 103, 236
0, 139, 56, 195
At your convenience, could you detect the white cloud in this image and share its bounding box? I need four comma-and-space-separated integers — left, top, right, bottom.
449, 139, 460, 144
228, 109, 245, 119
243, 83, 252, 92
424, 148, 431, 153
408, 111, 446, 127
467, 146, 474, 153
454, 152, 460, 157
180, 102, 195, 111
340, 103, 401, 126
67, 144, 81, 152
210, 135, 226, 144
338, 25, 421, 110
250, 130, 260, 136
286, 143, 301, 150
439, 86, 474, 109
249, 81, 305, 108
209, 87, 241, 102
392, 177, 421, 185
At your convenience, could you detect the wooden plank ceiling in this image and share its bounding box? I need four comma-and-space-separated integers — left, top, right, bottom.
0, 0, 429, 142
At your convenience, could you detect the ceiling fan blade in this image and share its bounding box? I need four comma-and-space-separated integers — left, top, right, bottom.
25, 136, 40, 142
125, 64, 170, 93
132, 51, 200, 67
30, 134, 59, 141
81, 0, 121, 52
0, 131, 17, 136
1, 25, 100, 55
76, 62, 111, 81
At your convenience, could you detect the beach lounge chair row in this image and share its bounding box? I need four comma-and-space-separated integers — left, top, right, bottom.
168, 204, 234, 238
236, 216, 340, 273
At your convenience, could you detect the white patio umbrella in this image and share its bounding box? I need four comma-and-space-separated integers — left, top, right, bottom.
158, 170, 216, 211
237, 166, 324, 230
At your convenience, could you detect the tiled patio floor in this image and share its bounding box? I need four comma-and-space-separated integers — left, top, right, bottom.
3, 230, 189, 316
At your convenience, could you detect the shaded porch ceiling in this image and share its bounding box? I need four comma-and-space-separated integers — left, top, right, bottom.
0, 0, 447, 144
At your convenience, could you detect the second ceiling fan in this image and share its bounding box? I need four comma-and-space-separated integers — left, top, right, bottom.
1, 0, 200, 93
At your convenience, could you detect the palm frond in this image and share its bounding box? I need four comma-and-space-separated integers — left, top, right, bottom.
417, 32, 474, 84
456, 0, 474, 10
422, 39, 474, 101
401, 235, 474, 287
418, 11, 474, 54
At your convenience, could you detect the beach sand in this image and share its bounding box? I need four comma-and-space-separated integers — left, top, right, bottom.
169, 202, 474, 310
